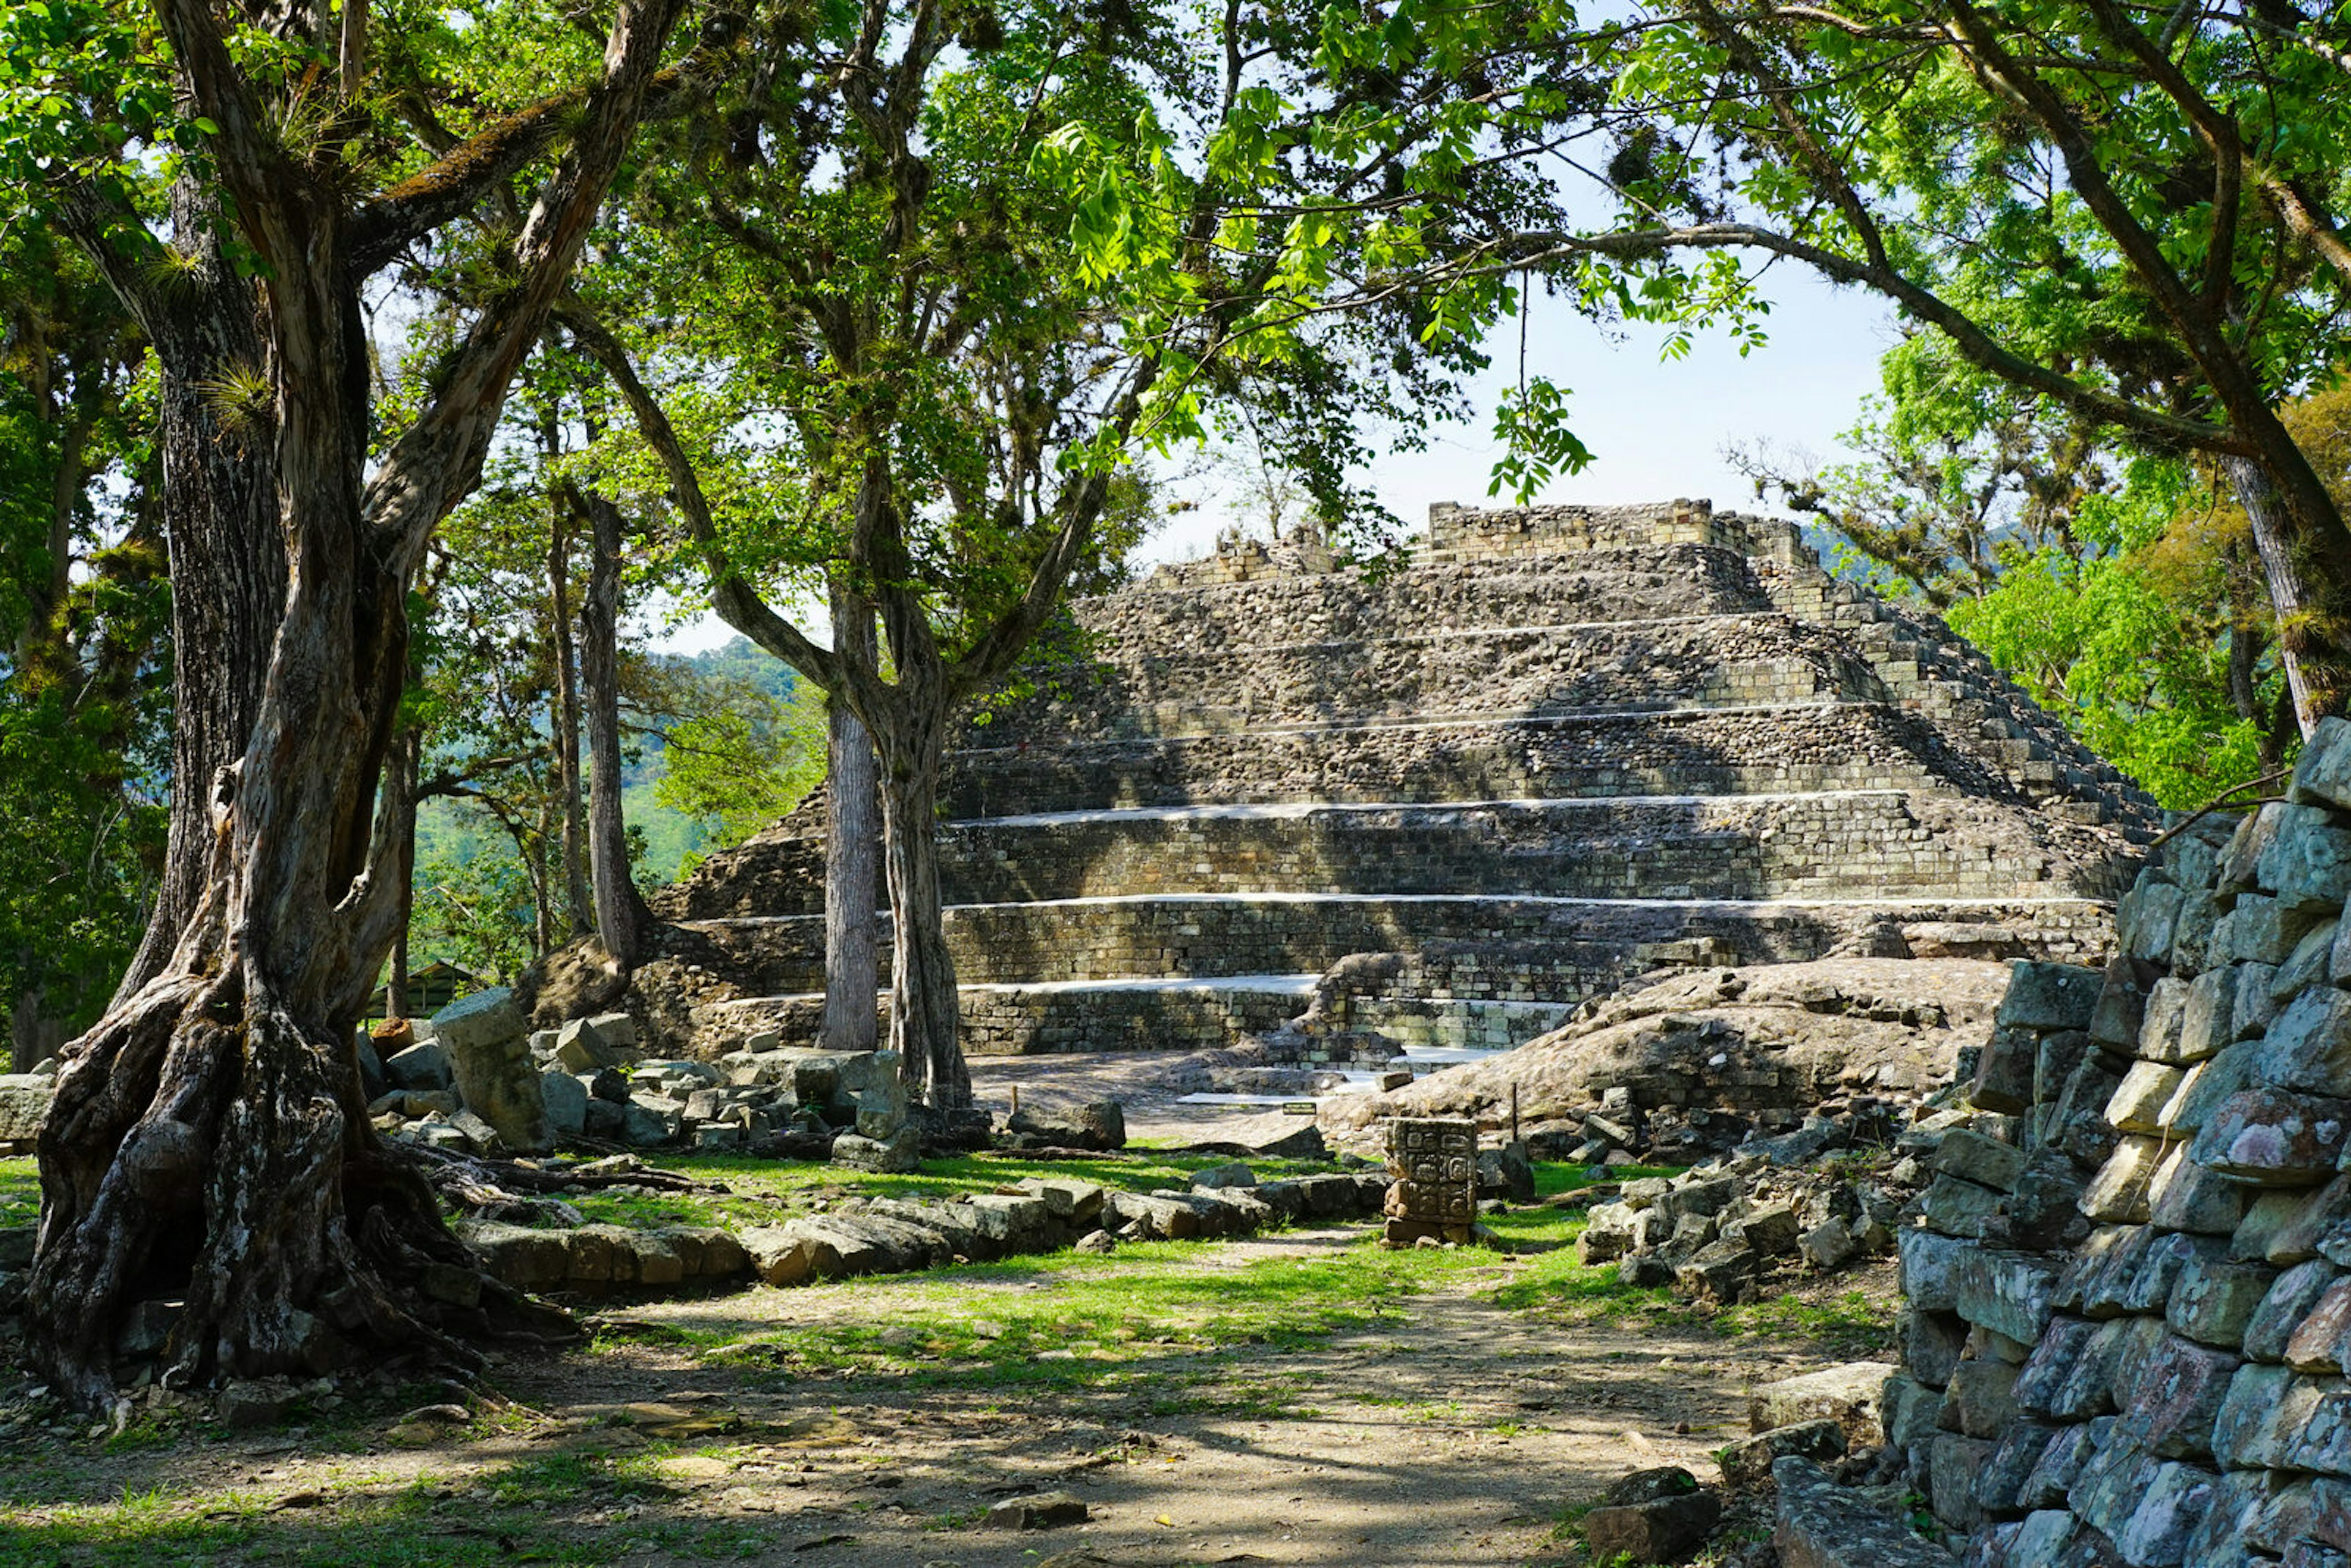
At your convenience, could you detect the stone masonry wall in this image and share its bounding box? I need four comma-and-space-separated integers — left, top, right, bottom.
677, 894, 2117, 1008
1881, 716, 2351, 1567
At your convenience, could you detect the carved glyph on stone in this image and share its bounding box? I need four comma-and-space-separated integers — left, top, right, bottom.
1383, 1117, 1477, 1244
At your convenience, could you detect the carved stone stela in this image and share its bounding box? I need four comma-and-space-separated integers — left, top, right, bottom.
1384, 1117, 1477, 1245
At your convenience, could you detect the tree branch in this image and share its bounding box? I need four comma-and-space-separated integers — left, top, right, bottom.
359, 0, 688, 571
556, 306, 853, 700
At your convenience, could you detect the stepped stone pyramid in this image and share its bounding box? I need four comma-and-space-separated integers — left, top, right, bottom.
647, 500, 2158, 1059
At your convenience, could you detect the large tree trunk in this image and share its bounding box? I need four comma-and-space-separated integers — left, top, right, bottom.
30, 487, 564, 1407
822, 582, 881, 1056
2223, 456, 2351, 738
579, 492, 653, 968
872, 688, 969, 1112
31, 0, 686, 1409
102, 184, 288, 1006
549, 512, 594, 938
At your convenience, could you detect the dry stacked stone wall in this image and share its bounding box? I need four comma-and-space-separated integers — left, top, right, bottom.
1881, 716, 2351, 1567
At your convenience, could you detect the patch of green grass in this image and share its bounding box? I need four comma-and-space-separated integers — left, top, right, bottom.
1714, 1289, 1897, 1356
0, 1155, 36, 1222
1532, 1162, 1681, 1198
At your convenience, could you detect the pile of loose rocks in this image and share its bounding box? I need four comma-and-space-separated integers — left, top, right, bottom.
460, 1164, 1390, 1296
365, 989, 928, 1172
1566, 1092, 2028, 1303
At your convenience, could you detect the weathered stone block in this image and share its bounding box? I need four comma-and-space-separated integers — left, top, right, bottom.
1930, 1432, 1995, 1530
2008, 1147, 2094, 1251
2172, 888, 2222, 976
2292, 716, 2351, 811
2259, 802, 2351, 917
1880, 1372, 1946, 1454
1941, 1357, 2020, 1439
555, 1018, 628, 1073
2108, 1063, 2186, 1135
2081, 1134, 2169, 1223
2120, 881, 2186, 964
2162, 1041, 2256, 1136
432, 987, 549, 1153
2091, 955, 2160, 1050
1921, 1175, 2006, 1238
2244, 1174, 2351, 1264
1717, 1419, 1845, 1487
0, 1074, 48, 1141
1774, 1457, 1953, 1568
985, 1490, 1088, 1531
2211, 1362, 2327, 1469
2285, 1382, 2351, 1478
2013, 1315, 2102, 1418
2068, 1431, 2156, 1539
2002, 1510, 2080, 1567
1938, 1128, 2027, 1191
2112, 1460, 2223, 1566
1904, 1307, 1969, 1389
1952, 1244, 2060, 1343
2178, 966, 2240, 1063
1899, 1226, 1967, 1312
1973, 1024, 2037, 1114
1971, 1417, 2055, 1517
2224, 893, 2328, 966
2147, 1141, 2250, 1236
2262, 986, 2351, 1098
2248, 1259, 2343, 1363
2020, 1416, 2113, 1510
2166, 1255, 2276, 1349
384, 1040, 454, 1093
2001, 961, 2106, 1030
1750, 1362, 1892, 1446
2235, 962, 2284, 1040
2138, 976, 2193, 1064
1583, 1468, 1720, 1564
2117, 1332, 2242, 1458
2190, 1087, 2351, 1185
2054, 1052, 2128, 1168
831, 1127, 919, 1172
2279, 918, 2344, 1002
2290, 1278, 2351, 1375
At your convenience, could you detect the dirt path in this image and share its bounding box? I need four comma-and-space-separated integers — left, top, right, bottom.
1, 1229, 1881, 1567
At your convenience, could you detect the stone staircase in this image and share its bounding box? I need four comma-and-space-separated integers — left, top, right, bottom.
647, 501, 2156, 1060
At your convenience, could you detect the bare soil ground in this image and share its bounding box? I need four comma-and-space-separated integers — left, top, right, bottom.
0, 1223, 1894, 1568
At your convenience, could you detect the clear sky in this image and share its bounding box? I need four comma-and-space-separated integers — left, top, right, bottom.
1146, 264, 1904, 566
655, 264, 1902, 651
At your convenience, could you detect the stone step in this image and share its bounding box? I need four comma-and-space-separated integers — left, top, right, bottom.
982, 615, 1882, 745
936, 790, 2117, 907
666, 891, 2119, 1000
704, 973, 1323, 1057
942, 700, 2098, 822
666, 790, 2124, 919
1100, 539, 1777, 645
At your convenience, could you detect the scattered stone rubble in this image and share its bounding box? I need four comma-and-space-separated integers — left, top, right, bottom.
366, 992, 924, 1174
458, 1167, 1391, 1296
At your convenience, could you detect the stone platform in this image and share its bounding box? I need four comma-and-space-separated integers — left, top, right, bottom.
645, 500, 2157, 1057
